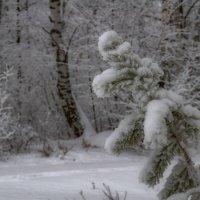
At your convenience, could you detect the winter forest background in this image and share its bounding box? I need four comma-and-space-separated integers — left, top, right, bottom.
0, 0, 200, 200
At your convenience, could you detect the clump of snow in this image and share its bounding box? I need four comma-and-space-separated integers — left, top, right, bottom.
141, 58, 164, 76
144, 100, 171, 148
92, 68, 119, 97
157, 89, 184, 106
92, 68, 136, 98
113, 41, 132, 55
105, 114, 136, 153
98, 31, 122, 60
137, 67, 152, 77
182, 105, 200, 119
181, 105, 200, 131
141, 58, 153, 68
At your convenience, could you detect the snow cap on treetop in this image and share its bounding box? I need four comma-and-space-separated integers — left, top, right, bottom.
98, 31, 122, 58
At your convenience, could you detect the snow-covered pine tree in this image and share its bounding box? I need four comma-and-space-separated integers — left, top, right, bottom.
93, 30, 164, 153
92, 31, 200, 200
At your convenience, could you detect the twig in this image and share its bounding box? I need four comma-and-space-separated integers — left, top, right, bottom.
184, 0, 200, 20
42, 26, 60, 48
67, 25, 79, 50
79, 191, 87, 200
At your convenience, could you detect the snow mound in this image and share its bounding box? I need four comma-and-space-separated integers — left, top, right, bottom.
85, 131, 112, 148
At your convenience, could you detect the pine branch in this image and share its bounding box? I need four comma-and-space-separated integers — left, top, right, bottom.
171, 132, 200, 186
141, 142, 179, 187
113, 126, 143, 154
112, 118, 144, 154
159, 160, 198, 200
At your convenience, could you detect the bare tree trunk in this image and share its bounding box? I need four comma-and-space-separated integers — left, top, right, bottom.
160, 0, 186, 84
49, 0, 83, 138
111, 0, 115, 29
25, 0, 31, 45
16, 0, 21, 44
0, 0, 2, 24
189, 3, 200, 108
16, 0, 23, 120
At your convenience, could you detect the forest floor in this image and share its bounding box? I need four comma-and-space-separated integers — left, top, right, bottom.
0, 144, 161, 200
0, 133, 199, 200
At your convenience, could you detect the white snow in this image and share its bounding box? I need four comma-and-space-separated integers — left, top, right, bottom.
157, 89, 184, 107
105, 114, 136, 153
92, 68, 119, 98
0, 138, 200, 200
0, 146, 160, 200
98, 31, 122, 60
182, 104, 200, 119
141, 58, 164, 76
144, 100, 171, 148
92, 67, 135, 98
137, 66, 152, 77
75, 97, 96, 136
181, 105, 200, 131
85, 131, 112, 148
111, 41, 132, 56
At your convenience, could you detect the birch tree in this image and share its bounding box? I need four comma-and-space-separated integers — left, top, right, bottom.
49, 0, 83, 138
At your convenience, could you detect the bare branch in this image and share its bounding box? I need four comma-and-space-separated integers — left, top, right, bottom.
67, 25, 79, 50
42, 26, 60, 48
184, 0, 200, 20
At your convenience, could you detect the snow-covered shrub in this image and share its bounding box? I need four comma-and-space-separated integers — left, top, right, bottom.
92, 31, 200, 199
5, 126, 38, 153
0, 67, 17, 158
0, 68, 38, 157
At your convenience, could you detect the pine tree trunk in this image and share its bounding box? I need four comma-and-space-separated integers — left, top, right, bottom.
49, 0, 83, 138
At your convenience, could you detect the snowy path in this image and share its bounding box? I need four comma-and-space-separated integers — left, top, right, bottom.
0, 149, 160, 200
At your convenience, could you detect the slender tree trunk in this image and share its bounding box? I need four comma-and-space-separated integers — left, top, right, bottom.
111, 0, 115, 29
16, 0, 21, 44
88, 66, 98, 132
194, 4, 200, 44
189, 3, 200, 108
86, 24, 98, 132
0, 0, 2, 24
160, 0, 186, 83
25, 0, 31, 45
49, 0, 83, 138
16, 0, 22, 120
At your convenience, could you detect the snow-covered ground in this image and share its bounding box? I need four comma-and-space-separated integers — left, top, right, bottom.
0, 146, 162, 200
1, 130, 199, 200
